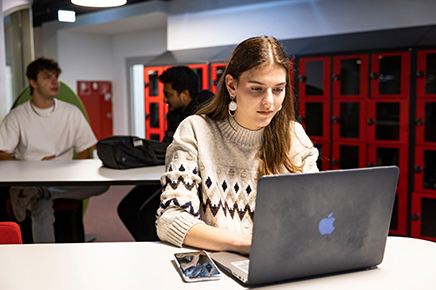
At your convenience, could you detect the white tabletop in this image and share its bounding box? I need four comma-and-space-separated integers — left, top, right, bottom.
0, 237, 434, 290
0, 159, 165, 186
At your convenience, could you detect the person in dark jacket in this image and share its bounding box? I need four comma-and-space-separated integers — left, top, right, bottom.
117, 66, 214, 241
161, 66, 214, 143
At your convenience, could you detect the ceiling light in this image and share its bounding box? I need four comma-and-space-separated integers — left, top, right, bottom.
71, 0, 127, 8
58, 10, 76, 22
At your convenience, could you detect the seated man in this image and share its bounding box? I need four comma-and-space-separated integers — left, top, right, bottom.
117, 66, 214, 241
0, 57, 108, 243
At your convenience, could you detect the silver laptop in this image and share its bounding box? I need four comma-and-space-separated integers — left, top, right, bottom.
210, 166, 399, 286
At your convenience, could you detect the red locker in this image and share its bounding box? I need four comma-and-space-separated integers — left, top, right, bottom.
332, 100, 367, 143
411, 192, 436, 242
298, 57, 331, 171
332, 54, 368, 99
416, 49, 436, 99
370, 52, 410, 99
210, 63, 227, 94
144, 67, 165, 141
366, 99, 410, 145
77, 80, 113, 142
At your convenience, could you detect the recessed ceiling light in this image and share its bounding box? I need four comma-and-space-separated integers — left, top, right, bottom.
71, 0, 127, 8
58, 10, 76, 22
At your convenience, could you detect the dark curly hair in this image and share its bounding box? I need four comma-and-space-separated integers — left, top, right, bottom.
26, 57, 61, 95
158, 66, 199, 100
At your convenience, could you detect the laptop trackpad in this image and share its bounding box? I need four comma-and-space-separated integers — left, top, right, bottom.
231, 260, 249, 273
210, 251, 249, 282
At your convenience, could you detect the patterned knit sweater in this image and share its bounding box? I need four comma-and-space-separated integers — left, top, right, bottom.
156, 115, 319, 247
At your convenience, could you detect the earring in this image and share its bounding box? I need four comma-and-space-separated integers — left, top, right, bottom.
278, 105, 282, 111
228, 94, 237, 117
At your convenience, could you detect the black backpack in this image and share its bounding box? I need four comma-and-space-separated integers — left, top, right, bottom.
97, 136, 168, 169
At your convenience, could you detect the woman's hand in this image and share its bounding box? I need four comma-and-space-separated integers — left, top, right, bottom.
184, 223, 252, 255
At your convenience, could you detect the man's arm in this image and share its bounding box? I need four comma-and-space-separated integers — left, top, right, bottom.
75, 148, 91, 160
0, 151, 17, 161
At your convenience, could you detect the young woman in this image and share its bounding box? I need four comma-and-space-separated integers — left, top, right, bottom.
156, 36, 319, 255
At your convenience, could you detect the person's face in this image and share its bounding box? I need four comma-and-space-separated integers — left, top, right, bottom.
29, 70, 60, 99
163, 83, 187, 112
226, 63, 287, 130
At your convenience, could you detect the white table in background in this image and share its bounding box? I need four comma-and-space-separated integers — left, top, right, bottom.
0, 159, 165, 186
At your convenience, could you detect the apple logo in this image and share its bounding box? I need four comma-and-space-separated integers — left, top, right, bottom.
318, 212, 335, 235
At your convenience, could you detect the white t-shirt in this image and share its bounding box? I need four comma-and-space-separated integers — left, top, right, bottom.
0, 99, 97, 161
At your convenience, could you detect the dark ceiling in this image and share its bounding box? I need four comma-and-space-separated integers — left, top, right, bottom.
31, 0, 166, 27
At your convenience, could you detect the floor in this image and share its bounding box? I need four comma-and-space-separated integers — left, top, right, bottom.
83, 185, 135, 242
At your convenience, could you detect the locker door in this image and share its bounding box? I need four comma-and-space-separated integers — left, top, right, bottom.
313, 141, 330, 172
331, 142, 366, 170
187, 64, 209, 91
144, 67, 165, 141
415, 99, 436, 145
298, 57, 331, 98
411, 192, 436, 242
211, 63, 227, 94
416, 49, 436, 98
388, 190, 407, 236
366, 99, 409, 145
367, 144, 408, 191
298, 101, 330, 171
331, 55, 369, 170
77, 81, 113, 142
332, 54, 368, 99
298, 101, 330, 139
415, 49, 436, 146
370, 52, 410, 99
332, 100, 367, 142
414, 146, 436, 193
297, 57, 331, 171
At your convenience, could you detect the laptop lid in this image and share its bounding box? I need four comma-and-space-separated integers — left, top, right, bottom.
212, 166, 399, 286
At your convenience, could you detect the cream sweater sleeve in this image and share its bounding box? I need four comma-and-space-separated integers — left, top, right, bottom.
291, 122, 319, 173
155, 118, 205, 247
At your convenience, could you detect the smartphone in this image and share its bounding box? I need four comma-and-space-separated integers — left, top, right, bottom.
174, 251, 221, 282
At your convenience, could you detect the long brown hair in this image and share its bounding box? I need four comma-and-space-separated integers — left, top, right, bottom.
197, 36, 302, 176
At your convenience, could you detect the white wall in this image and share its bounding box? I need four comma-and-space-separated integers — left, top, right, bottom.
167, 0, 436, 50
38, 22, 166, 135
110, 27, 167, 134
57, 31, 113, 89
44, 27, 167, 135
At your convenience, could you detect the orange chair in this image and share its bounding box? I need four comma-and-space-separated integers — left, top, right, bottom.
0, 222, 23, 244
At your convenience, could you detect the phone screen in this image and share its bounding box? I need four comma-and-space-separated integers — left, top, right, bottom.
174, 251, 221, 282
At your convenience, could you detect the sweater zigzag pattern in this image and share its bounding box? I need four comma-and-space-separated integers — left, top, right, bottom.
156, 115, 319, 247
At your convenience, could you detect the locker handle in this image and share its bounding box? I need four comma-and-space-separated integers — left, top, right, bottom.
298, 75, 307, 82
331, 159, 339, 166
367, 118, 375, 125
416, 71, 426, 78
370, 73, 379, 79
331, 74, 340, 81
296, 115, 305, 123
367, 162, 375, 167
331, 116, 340, 123
415, 119, 424, 126
414, 166, 423, 173
411, 213, 420, 221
